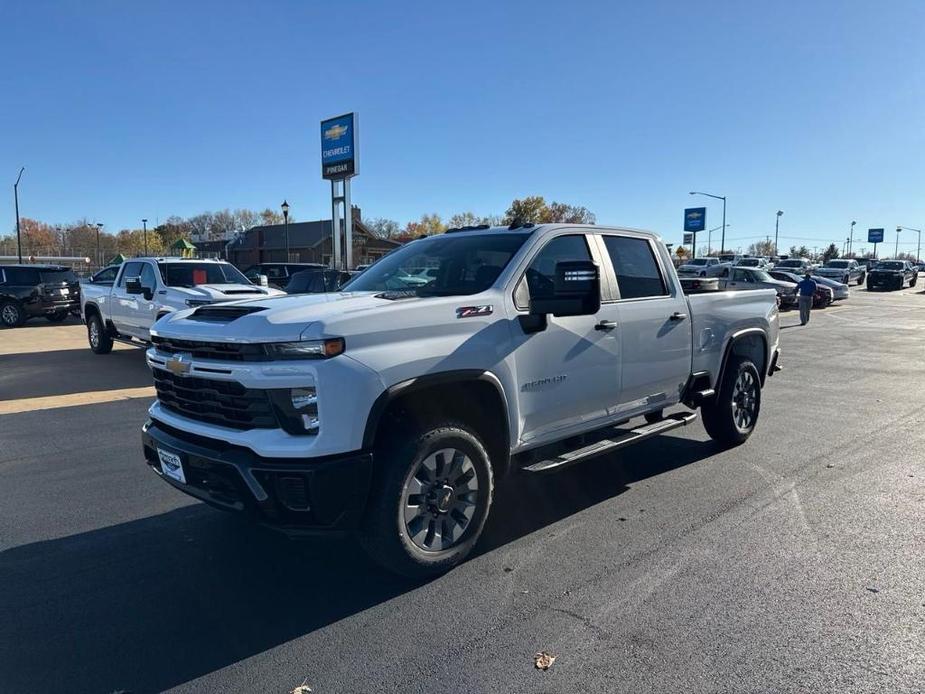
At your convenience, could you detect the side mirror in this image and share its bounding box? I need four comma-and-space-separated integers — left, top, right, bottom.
125, 276, 143, 295
257, 274, 269, 287
530, 260, 601, 317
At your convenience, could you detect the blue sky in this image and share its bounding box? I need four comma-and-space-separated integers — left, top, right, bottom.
2, 0, 924, 254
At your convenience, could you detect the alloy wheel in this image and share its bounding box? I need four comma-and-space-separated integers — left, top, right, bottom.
402, 448, 479, 552
731, 369, 758, 432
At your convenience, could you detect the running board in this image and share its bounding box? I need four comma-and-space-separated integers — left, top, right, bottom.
521, 411, 698, 474
112, 336, 149, 349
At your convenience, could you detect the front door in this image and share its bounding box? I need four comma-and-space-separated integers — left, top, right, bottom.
509, 233, 622, 445
111, 261, 145, 337
120, 262, 161, 339
598, 234, 692, 417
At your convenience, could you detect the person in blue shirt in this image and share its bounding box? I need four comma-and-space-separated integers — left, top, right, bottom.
796, 271, 817, 325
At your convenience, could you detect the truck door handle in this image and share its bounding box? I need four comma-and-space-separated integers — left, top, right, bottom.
669, 312, 688, 321
595, 320, 618, 331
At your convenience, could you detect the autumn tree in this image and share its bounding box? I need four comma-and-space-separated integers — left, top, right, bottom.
502, 196, 595, 225
821, 243, 840, 263
366, 217, 401, 238
259, 208, 285, 226
405, 213, 446, 236
747, 240, 775, 256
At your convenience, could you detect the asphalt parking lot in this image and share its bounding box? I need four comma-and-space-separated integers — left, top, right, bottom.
2, 287, 924, 694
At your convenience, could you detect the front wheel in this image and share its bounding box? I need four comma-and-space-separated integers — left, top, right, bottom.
911, 275, 918, 288
360, 424, 494, 578
858, 273, 866, 285
701, 356, 761, 447
87, 313, 114, 354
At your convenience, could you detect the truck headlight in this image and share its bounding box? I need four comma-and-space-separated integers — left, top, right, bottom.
268, 386, 320, 435
265, 338, 345, 359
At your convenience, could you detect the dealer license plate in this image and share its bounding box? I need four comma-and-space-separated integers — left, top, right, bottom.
157, 448, 186, 484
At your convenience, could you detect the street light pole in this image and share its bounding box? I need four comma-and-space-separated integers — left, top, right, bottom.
895, 227, 901, 258
13, 167, 25, 263
849, 220, 856, 255
281, 200, 290, 262
690, 191, 727, 253
96, 223, 104, 268
897, 225, 922, 263
774, 210, 783, 256
142, 219, 148, 256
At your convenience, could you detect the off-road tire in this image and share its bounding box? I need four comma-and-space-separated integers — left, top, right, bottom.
359, 423, 494, 578
701, 356, 761, 447
87, 313, 114, 354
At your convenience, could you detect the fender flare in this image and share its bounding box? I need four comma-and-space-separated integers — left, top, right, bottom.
716, 328, 770, 388
362, 369, 511, 451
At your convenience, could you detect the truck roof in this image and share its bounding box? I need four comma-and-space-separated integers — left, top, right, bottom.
439, 223, 661, 241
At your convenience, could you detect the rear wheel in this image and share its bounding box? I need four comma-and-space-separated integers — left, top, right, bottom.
911, 275, 918, 288
360, 423, 494, 577
87, 313, 114, 354
0, 300, 25, 328
46, 310, 69, 323
701, 356, 761, 447
858, 272, 865, 285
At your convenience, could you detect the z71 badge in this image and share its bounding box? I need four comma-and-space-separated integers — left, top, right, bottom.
456, 305, 493, 318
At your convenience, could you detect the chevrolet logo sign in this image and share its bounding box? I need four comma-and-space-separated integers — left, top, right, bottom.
166, 355, 191, 377
323, 124, 348, 140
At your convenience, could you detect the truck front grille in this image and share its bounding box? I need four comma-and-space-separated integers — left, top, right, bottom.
153, 369, 278, 429
151, 336, 270, 362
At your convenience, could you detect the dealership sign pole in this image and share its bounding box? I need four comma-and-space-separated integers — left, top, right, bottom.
684, 207, 706, 259
321, 113, 359, 270
868, 228, 884, 259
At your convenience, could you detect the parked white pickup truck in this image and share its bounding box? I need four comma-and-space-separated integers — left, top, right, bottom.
141, 224, 781, 576
81, 257, 283, 353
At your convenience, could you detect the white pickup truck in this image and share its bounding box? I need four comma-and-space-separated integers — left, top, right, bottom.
81, 257, 283, 353
141, 224, 781, 576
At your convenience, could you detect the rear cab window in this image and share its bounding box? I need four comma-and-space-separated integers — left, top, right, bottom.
601, 235, 668, 299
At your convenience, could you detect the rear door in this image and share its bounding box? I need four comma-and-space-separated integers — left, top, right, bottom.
597, 233, 692, 417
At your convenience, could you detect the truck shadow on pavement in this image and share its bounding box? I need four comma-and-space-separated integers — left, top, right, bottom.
0, 433, 716, 694
0, 347, 151, 401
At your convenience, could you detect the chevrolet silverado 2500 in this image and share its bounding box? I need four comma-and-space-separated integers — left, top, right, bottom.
81, 257, 283, 353
141, 224, 781, 576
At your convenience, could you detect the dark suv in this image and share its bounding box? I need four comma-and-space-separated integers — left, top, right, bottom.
0, 264, 81, 327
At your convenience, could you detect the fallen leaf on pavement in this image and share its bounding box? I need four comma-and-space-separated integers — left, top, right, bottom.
291, 679, 313, 694
534, 651, 556, 670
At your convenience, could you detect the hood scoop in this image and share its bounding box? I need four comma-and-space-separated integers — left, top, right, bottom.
375, 290, 419, 301
189, 305, 268, 322
221, 288, 268, 295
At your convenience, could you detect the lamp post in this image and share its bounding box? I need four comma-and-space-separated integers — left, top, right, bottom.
96, 223, 104, 268
142, 219, 148, 256
690, 191, 726, 253
897, 225, 922, 262
895, 227, 901, 258
13, 167, 25, 262
705, 224, 728, 256
774, 210, 783, 256
281, 200, 290, 261
849, 220, 856, 255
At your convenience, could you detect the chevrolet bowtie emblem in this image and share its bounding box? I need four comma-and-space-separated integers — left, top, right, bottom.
166, 355, 191, 377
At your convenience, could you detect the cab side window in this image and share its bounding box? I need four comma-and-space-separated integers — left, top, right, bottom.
139, 263, 158, 292
602, 236, 668, 299
514, 235, 592, 310
118, 262, 144, 287
732, 269, 751, 282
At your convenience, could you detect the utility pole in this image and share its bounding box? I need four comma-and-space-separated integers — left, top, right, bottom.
96, 223, 104, 268
849, 220, 856, 255
142, 219, 148, 256
895, 227, 901, 258
13, 167, 25, 263
774, 210, 783, 256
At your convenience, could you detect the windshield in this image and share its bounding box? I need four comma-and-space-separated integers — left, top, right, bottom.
878, 261, 904, 270
341, 233, 530, 296
778, 260, 804, 268
159, 262, 252, 287
750, 270, 773, 282
39, 269, 78, 284
825, 260, 849, 268
687, 258, 710, 266
738, 258, 760, 266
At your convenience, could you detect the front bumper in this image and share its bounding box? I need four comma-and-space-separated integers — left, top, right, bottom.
142, 418, 373, 534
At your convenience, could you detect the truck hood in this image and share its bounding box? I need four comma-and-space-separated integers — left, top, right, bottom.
151, 290, 473, 344
171, 283, 283, 301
